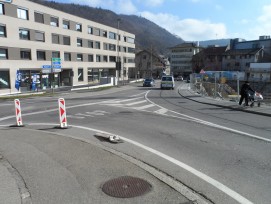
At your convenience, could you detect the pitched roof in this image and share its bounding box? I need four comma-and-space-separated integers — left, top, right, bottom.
224, 48, 262, 55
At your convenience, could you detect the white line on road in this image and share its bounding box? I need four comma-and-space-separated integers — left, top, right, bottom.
134, 104, 155, 110
20, 123, 253, 204
145, 91, 271, 143
126, 100, 146, 106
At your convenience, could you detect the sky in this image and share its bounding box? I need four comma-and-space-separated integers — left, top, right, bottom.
51, 0, 271, 42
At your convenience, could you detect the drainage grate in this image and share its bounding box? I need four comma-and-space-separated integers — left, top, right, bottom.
102, 176, 152, 198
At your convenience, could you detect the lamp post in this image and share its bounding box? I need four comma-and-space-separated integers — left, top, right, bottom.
116, 18, 121, 85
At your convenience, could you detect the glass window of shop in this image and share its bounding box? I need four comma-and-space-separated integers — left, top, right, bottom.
88, 68, 99, 82
0, 70, 10, 89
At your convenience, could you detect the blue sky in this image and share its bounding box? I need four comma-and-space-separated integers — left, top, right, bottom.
51, 0, 271, 41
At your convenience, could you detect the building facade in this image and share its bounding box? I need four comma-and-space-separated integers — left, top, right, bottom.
135, 49, 168, 79
169, 42, 201, 78
0, 0, 135, 94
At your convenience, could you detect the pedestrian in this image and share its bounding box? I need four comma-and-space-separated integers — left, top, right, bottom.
239, 81, 254, 106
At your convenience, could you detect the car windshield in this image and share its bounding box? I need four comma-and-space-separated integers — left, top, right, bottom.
162, 77, 173, 81
144, 79, 152, 82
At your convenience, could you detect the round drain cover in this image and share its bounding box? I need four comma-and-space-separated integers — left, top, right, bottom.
102, 176, 152, 198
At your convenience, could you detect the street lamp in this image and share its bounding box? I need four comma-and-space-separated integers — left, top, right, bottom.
116, 18, 121, 85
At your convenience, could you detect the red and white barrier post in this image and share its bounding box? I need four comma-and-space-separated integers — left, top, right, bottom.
14, 99, 23, 127
58, 98, 68, 128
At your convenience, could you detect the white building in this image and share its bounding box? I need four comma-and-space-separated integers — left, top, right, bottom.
0, 0, 135, 94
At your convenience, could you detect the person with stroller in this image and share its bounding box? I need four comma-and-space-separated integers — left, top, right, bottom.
239, 81, 254, 106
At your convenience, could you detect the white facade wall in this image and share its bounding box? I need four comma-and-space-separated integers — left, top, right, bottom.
0, 0, 135, 94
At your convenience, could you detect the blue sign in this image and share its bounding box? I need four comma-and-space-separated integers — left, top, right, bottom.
42, 65, 51, 68
52, 61, 61, 65
53, 65, 62, 69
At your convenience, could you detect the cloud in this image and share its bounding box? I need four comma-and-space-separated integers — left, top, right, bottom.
116, 0, 138, 14
140, 11, 228, 41
138, 0, 164, 7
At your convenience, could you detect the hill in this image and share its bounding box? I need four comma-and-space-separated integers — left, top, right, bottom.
29, 0, 184, 54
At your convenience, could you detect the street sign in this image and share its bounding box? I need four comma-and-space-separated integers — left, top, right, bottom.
53, 65, 62, 69
42, 65, 52, 69
52, 61, 61, 65
42, 69, 51, 74
52, 58, 61, 62
53, 68, 62, 73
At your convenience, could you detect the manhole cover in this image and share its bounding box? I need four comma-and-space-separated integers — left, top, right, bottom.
102, 176, 152, 198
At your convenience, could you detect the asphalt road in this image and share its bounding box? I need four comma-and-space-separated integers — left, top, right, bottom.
0, 82, 270, 204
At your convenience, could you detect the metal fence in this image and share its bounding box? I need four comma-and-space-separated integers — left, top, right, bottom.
189, 72, 271, 105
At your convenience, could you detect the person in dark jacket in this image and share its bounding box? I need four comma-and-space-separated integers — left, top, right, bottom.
239, 81, 254, 106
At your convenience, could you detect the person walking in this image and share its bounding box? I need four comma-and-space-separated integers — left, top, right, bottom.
239, 81, 254, 106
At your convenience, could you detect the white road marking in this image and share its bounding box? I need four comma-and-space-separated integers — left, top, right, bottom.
134, 104, 155, 110
155, 108, 168, 114
130, 92, 148, 97
126, 100, 146, 106
145, 91, 271, 143
19, 123, 253, 204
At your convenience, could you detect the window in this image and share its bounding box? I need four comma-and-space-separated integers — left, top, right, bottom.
78, 68, 83, 81
52, 34, 59, 44
88, 26, 93, 34
63, 20, 70, 29
103, 43, 108, 50
17, 8, 28, 20
76, 23, 82, 32
128, 47, 135, 53
50, 16, 59, 27
37, 51, 46, 60
123, 47, 127, 52
77, 54, 83, 61
95, 41, 100, 49
52, 51, 60, 58
127, 37, 135, 44
34, 12, 44, 23
0, 70, 10, 89
103, 55, 108, 62
96, 55, 101, 62
35, 31, 45, 42
77, 38, 82, 47
0, 3, 4, 15
109, 44, 116, 51
88, 40, 93, 48
20, 49, 31, 60
88, 54, 93, 62
63, 36, 70, 45
0, 25, 6, 37
64, 52, 71, 61
109, 56, 116, 62
102, 30, 107, 37
93, 28, 100, 36
19, 28, 30, 40
0, 48, 8, 59
109, 32, 116, 39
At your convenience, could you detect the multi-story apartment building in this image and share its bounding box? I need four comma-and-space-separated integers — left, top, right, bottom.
169, 42, 201, 78
0, 0, 135, 94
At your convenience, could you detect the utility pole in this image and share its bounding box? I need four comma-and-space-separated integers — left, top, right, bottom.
150, 45, 153, 78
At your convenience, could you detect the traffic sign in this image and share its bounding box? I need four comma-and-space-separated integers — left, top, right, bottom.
42, 65, 52, 69
52, 65, 62, 69
53, 68, 61, 73
0, 0, 12, 3
42, 69, 51, 74
52, 61, 61, 65
52, 58, 61, 62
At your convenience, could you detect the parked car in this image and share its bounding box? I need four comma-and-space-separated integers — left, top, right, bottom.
143, 78, 155, 87
160, 75, 175, 90
176, 76, 183, 81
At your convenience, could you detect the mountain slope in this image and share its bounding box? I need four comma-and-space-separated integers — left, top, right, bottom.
29, 0, 184, 54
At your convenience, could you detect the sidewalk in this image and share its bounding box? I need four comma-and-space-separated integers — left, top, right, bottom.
179, 83, 271, 117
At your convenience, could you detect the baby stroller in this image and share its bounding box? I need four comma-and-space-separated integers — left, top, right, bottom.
247, 90, 263, 107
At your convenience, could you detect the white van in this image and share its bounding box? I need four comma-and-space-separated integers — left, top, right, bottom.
160, 75, 175, 90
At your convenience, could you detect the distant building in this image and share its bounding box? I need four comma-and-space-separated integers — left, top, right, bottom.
135, 49, 168, 78
0, 0, 135, 95
169, 42, 202, 78
192, 45, 228, 73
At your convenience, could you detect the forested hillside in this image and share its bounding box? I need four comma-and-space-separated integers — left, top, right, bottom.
29, 0, 184, 54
